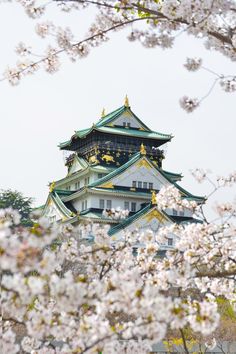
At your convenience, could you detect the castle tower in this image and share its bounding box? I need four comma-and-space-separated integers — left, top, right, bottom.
43, 98, 204, 249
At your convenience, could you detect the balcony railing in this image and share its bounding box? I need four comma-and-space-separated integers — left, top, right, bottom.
77, 142, 164, 158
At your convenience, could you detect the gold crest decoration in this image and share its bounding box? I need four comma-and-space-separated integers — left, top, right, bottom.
49, 181, 56, 193
140, 143, 146, 155
151, 191, 157, 205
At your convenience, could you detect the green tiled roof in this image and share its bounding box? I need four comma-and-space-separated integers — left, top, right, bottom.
108, 204, 151, 235
59, 105, 172, 149
96, 105, 151, 131
53, 192, 73, 217
96, 126, 171, 139
79, 208, 118, 223
54, 189, 74, 196
88, 152, 205, 203
170, 215, 203, 224
109, 205, 203, 236
162, 169, 182, 181
42, 191, 73, 218
59, 127, 171, 149
108, 204, 172, 236
90, 187, 152, 198
89, 152, 140, 188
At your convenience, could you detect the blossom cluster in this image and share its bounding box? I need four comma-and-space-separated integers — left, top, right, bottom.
179, 95, 200, 113
155, 185, 198, 211
2, 0, 235, 111
102, 207, 129, 220
1, 181, 236, 353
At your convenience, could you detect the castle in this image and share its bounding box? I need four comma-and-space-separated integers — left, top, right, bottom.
43, 97, 204, 248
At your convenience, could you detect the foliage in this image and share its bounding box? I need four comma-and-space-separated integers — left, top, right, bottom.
0, 189, 33, 226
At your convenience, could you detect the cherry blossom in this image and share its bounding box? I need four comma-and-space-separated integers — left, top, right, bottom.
179, 95, 200, 112
1, 171, 235, 353
1, 0, 235, 112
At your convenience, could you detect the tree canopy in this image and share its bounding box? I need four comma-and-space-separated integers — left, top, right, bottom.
0, 189, 33, 225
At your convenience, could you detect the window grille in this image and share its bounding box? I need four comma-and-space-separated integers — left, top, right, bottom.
149, 183, 153, 190
106, 200, 112, 209
131, 202, 136, 212
124, 201, 129, 210
99, 199, 105, 209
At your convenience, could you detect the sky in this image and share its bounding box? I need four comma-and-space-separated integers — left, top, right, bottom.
1, 2, 235, 219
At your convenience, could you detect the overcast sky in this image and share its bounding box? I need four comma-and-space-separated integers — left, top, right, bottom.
1, 2, 235, 218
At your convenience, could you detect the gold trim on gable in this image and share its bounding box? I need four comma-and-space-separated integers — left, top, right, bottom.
136, 158, 152, 170
100, 182, 114, 189
123, 110, 132, 117
144, 209, 166, 223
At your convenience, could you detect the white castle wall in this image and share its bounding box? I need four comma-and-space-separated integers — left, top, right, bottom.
112, 113, 143, 129
111, 162, 169, 190
72, 194, 148, 212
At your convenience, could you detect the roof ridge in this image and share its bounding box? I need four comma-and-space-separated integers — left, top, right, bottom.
53, 192, 73, 215
173, 182, 206, 201
95, 105, 126, 127
162, 169, 182, 177
88, 152, 205, 202
108, 204, 151, 235
108, 204, 172, 236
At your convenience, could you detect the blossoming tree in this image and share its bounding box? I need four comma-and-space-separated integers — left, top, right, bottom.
2, 0, 236, 111
1, 1, 236, 353
1, 171, 236, 353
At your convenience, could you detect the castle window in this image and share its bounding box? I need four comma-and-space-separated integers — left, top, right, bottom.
167, 238, 173, 246
123, 122, 126, 127
98, 173, 105, 179
99, 199, 105, 209
149, 183, 153, 190
131, 202, 136, 212
179, 210, 184, 216
82, 200, 87, 210
124, 201, 129, 210
106, 200, 112, 209
143, 182, 147, 189
132, 181, 137, 188
84, 177, 90, 185
75, 181, 80, 190
50, 215, 56, 222
138, 181, 142, 189
173, 209, 177, 216
127, 122, 131, 128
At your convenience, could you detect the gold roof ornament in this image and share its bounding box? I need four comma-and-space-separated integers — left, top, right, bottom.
49, 181, 55, 193
101, 108, 106, 118
140, 143, 146, 155
124, 94, 130, 107
151, 191, 157, 205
